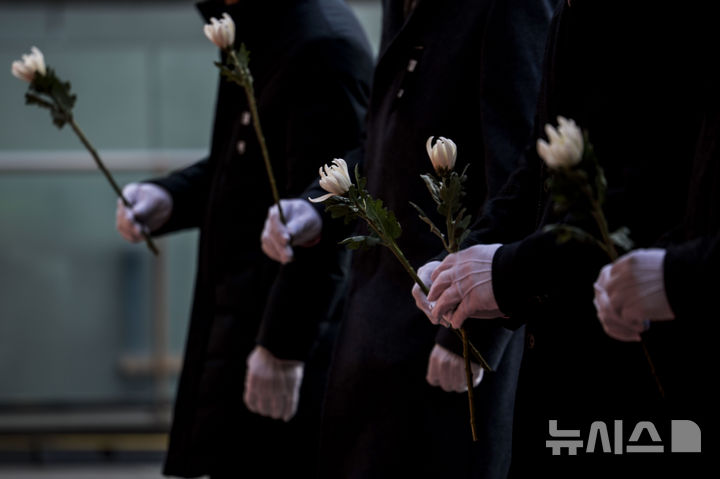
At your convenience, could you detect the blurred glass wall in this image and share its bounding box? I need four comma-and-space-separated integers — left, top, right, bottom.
0, 0, 380, 464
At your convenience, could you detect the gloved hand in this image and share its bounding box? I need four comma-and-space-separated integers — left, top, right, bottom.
412, 261, 453, 328
243, 345, 304, 422
260, 199, 322, 264
426, 344, 484, 392
115, 182, 172, 242
593, 248, 675, 342
427, 244, 504, 329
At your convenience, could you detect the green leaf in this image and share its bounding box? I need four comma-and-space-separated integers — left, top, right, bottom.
25, 92, 53, 110
364, 195, 401, 241
237, 43, 251, 67
420, 173, 441, 204
218, 63, 247, 88
324, 195, 358, 223
340, 235, 381, 250
543, 223, 604, 250
354, 164, 367, 191
437, 173, 464, 218
410, 201, 447, 248
610, 226, 634, 254
26, 68, 76, 129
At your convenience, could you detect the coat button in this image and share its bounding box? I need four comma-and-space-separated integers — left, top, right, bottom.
236, 140, 246, 155
527, 333, 535, 350
241, 111, 251, 125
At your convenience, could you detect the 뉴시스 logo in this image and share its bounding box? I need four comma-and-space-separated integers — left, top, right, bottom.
546, 419, 701, 455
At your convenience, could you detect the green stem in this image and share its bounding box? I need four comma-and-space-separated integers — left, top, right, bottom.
590, 201, 618, 261
228, 50, 286, 225
461, 327, 479, 441
445, 202, 479, 442
358, 199, 485, 440
590, 198, 663, 398
68, 117, 159, 256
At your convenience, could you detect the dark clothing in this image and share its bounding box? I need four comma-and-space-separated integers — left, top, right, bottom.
150, 1, 373, 476
313, 0, 555, 477
651, 98, 720, 476
456, 1, 711, 476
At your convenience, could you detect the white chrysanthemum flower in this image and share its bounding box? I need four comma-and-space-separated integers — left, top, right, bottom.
536, 116, 584, 169
426, 136, 457, 173
309, 158, 352, 203
203, 13, 235, 50
11, 46, 46, 83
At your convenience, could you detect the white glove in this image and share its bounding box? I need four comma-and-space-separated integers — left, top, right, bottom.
115, 183, 172, 243
426, 344, 484, 392
260, 199, 322, 264
593, 248, 675, 342
243, 345, 304, 422
412, 261, 453, 328
427, 244, 504, 329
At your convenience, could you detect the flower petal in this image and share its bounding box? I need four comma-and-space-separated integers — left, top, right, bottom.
308, 193, 334, 203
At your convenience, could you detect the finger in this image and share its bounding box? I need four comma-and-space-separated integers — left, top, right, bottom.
284, 397, 298, 422
412, 284, 436, 323
121, 183, 140, 203
426, 355, 441, 388
117, 207, 143, 242
448, 298, 470, 329
447, 358, 466, 393
427, 269, 455, 302
243, 386, 260, 415
603, 259, 633, 300
259, 390, 274, 418
417, 261, 440, 285
436, 356, 451, 392
261, 230, 291, 263
593, 282, 622, 324
430, 283, 462, 324
473, 366, 484, 387
597, 294, 642, 342
278, 374, 295, 422
605, 320, 643, 342
430, 254, 457, 283
267, 210, 292, 250
285, 212, 306, 241
130, 196, 155, 223
271, 392, 286, 421
266, 219, 294, 264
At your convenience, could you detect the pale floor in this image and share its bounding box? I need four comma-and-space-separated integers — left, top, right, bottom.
0, 464, 203, 479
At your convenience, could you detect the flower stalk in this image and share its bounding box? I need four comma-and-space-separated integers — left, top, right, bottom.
12, 47, 159, 255
538, 116, 664, 398
413, 136, 483, 441
206, 14, 286, 224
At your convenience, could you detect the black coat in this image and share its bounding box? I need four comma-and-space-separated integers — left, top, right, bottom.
149, 1, 373, 476
457, 1, 712, 476
312, 1, 555, 477
652, 87, 720, 476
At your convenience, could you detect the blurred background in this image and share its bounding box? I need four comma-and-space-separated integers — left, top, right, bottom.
0, 1, 380, 477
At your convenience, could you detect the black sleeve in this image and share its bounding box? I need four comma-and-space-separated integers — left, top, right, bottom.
664, 233, 720, 321
433, 0, 556, 363
146, 157, 214, 235
256, 36, 372, 361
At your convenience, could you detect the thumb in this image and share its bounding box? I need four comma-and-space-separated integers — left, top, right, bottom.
121, 183, 141, 206
131, 194, 156, 222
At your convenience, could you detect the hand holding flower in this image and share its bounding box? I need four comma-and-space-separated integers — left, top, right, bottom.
538, 115, 664, 397
11, 46, 159, 255
427, 243, 504, 329
203, 12, 286, 223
